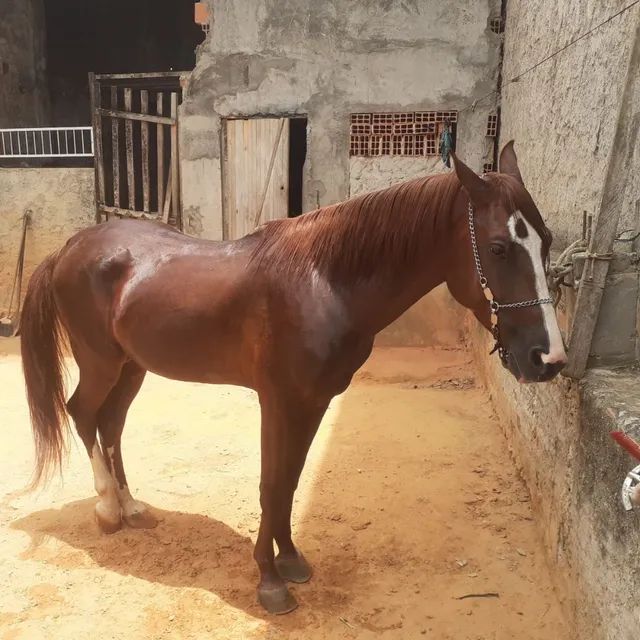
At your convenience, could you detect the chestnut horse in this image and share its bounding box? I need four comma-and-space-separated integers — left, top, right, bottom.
19, 142, 566, 614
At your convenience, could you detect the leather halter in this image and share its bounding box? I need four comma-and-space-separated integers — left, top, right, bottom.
467, 201, 553, 366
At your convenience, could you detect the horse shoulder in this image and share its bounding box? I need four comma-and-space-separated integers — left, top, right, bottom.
262, 269, 372, 397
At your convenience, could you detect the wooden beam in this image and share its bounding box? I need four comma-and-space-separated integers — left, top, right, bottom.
141, 90, 150, 212
221, 120, 230, 240
563, 14, 640, 379
124, 89, 135, 210
170, 92, 180, 228
157, 93, 165, 214
94, 71, 185, 80
110, 86, 120, 209
97, 108, 174, 126
162, 165, 173, 224
253, 118, 285, 229
89, 73, 105, 224
99, 204, 160, 220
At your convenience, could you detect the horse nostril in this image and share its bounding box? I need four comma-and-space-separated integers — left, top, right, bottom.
529, 347, 544, 368
529, 346, 566, 379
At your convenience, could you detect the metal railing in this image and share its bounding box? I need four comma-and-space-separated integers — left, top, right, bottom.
0, 127, 94, 158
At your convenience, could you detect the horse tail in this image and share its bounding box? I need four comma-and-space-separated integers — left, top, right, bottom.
20, 252, 70, 488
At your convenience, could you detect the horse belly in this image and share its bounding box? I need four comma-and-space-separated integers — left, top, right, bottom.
129, 336, 248, 385
112, 274, 262, 387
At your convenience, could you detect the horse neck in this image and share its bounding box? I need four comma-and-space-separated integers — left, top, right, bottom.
330, 192, 464, 336
339, 262, 446, 336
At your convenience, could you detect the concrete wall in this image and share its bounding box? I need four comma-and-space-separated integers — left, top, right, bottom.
0, 0, 49, 127
375, 284, 466, 348
563, 253, 640, 367
471, 320, 640, 640
500, 1, 640, 248
0, 169, 95, 314
349, 156, 445, 197
180, 0, 502, 241
467, 4, 640, 637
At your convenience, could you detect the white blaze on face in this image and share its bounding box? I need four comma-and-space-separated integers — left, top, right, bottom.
507, 212, 567, 365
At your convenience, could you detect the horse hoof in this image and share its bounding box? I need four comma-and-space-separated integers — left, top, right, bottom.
275, 551, 313, 583
95, 505, 122, 534
124, 508, 158, 529
257, 583, 298, 615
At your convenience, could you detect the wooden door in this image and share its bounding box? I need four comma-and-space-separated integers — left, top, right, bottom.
222, 118, 289, 240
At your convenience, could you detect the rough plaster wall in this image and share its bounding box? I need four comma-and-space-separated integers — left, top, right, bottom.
348, 156, 445, 197
470, 322, 580, 626
475, 4, 640, 635
0, 0, 49, 127
180, 0, 502, 241
471, 319, 640, 639
500, 1, 640, 248
0, 169, 94, 313
373, 284, 466, 348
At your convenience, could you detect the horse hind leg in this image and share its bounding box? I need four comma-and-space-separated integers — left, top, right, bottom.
67, 360, 124, 533
97, 361, 157, 529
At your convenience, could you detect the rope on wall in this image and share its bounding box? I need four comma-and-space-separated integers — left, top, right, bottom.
547, 238, 587, 306
547, 224, 639, 307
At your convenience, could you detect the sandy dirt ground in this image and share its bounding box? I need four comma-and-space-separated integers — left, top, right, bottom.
0, 339, 570, 639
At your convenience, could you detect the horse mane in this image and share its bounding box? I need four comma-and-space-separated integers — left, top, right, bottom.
248, 169, 552, 281
249, 171, 462, 280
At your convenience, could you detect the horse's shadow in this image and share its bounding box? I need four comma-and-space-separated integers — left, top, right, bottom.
10, 498, 347, 624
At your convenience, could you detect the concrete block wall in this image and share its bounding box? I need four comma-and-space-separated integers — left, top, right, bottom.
180, 0, 502, 242
0, 169, 95, 314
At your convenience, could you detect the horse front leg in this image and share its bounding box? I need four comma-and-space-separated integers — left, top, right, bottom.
273, 403, 327, 584
254, 393, 295, 614
253, 394, 328, 614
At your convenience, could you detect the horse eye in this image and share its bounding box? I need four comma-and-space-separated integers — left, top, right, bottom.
490, 243, 506, 257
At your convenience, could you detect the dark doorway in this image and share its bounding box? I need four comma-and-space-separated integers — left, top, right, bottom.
43, 0, 203, 126
288, 117, 307, 217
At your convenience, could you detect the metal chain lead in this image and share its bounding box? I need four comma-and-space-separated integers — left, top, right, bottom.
500, 298, 553, 309
468, 202, 486, 285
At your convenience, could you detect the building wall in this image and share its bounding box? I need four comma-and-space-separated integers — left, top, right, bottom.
0, 169, 95, 314
500, 1, 640, 248
0, 0, 50, 127
471, 319, 640, 640
349, 156, 445, 197
472, 2, 640, 636
180, 0, 502, 241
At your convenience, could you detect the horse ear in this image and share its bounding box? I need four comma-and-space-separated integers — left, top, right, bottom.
450, 150, 491, 204
498, 140, 524, 183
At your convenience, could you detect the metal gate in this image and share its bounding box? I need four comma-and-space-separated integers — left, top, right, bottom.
89, 72, 184, 228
